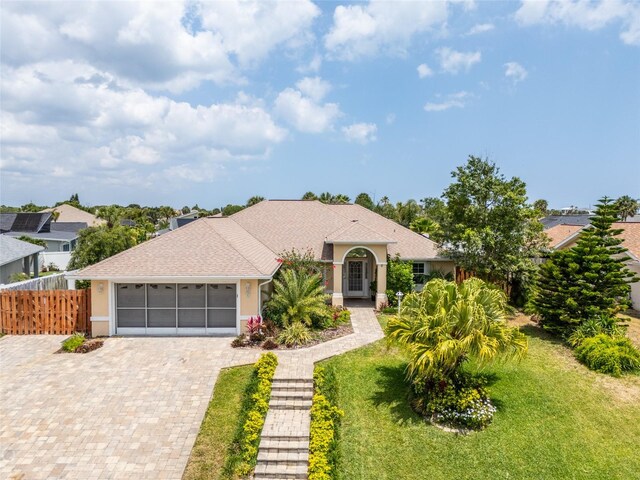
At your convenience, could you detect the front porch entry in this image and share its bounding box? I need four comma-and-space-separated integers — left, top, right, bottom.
345, 257, 369, 298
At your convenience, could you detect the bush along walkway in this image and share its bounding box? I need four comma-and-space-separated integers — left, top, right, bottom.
254, 303, 383, 479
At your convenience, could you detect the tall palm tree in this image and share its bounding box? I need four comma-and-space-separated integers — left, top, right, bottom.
615, 195, 639, 222
386, 278, 527, 382
270, 269, 327, 327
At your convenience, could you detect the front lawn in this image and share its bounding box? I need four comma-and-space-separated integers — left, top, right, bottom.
321, 319, 640, 479
183, 365, 254, 480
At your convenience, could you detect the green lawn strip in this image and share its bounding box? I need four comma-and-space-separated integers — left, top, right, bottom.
322, 330, 640, 480
183, 365, 254, 480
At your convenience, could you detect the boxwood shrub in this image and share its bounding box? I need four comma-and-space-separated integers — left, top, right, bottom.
574, 334, 640, 376
234, 352, 278, 477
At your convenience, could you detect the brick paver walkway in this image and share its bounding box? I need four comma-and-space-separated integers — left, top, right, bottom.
255, 301, 383, 479
0, 301, 383, 480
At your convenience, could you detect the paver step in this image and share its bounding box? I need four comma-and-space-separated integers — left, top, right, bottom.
257, 450, 309, 463
259, 438, 309, 452
254, 463, 308, 479
269, 398, 312, 410
270, 390, 313, 400
272, 378, 313, 385
271, 383, 314, 392
261, 434, 309, 442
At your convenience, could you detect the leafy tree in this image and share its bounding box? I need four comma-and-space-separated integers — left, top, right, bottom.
302, 191, 318, 201
533, 199, 549, 215
375, 196, 397, 221
268, 269, 327, 327
246, 196, 265, 207
68, 225, 137, 270
614, 195, 639, 221
221, 204, 244, 216
181, 206, 190, 214
17, 235, 47, 248
20, 202, 48, 212
438, 156, 546, 300
409, 217, 440, 237
354, 193, 375, 210
96, 205, 124, 228
385, 257, 414, 306
396, 199, 420, 227
386, 278, 527, 383
533, 197, 638, 336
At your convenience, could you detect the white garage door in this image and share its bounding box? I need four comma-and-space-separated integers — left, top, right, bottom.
115, 283, 237, 335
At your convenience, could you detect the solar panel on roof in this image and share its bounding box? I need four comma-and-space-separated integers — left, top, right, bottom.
11, 213, 44, 232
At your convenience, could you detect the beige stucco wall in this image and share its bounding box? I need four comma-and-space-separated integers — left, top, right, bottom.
333, 243, 387, 265
90, 280, 110, 337
629, 263, 640, 310
91, 280, 109, 316
240, 279, 259, 316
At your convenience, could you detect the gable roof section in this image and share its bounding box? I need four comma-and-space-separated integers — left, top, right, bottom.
75, 218, 279, 279
325, 220, 394, 244
41, 204, 104, 227
326, 203, 441, 259
615, 222, 640, 262
0, 212, 52, 233
540, 214, 593, 230
0, 235, 45, 266
545, 224, 585, 249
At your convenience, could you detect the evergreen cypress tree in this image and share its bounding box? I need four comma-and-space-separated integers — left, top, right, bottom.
533, 197, 638, 336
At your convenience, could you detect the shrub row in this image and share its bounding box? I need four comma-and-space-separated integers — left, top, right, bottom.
235, 352, 278, 477
309, 366, 343, 480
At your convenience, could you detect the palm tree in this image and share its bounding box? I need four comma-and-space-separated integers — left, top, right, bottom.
615, 195, 639, 222
269, 269, 327, 327
332, 194, 351, 204
318, 192, 334, 204
386, 278, 527, 382
301, 191, 318, 201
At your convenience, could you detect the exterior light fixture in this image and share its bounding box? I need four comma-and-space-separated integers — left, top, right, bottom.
396, 291, 404, 314
245, 282, 251, 298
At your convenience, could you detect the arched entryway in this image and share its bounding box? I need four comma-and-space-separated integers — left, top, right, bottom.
331, 244, 388, 309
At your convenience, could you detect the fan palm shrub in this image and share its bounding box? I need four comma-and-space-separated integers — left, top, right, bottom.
386, 278, 527, 428
387, 278, 528, 382
269, 269, 328, 327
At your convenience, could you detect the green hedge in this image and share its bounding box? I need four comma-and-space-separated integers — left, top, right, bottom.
234, 352, 278, 477
309, 366, 343, 480
574, 334, 640, 376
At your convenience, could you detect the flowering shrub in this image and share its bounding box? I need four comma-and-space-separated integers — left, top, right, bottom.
234, 352, 278, 477
309, 367, 343, 480
412, 373, 496, 430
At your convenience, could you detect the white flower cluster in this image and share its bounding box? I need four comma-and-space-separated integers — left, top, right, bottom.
434, 398, 496, 429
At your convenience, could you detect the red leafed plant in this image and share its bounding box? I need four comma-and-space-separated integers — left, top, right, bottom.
247, 315, 264, 336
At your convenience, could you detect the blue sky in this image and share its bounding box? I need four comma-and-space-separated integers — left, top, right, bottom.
1, 0, 638, 210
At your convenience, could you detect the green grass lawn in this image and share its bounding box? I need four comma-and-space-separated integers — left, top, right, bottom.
183, 365, 254, 480
322, 321, 640, 480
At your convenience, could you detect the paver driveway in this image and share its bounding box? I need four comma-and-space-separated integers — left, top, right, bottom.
0, 335, 260, 480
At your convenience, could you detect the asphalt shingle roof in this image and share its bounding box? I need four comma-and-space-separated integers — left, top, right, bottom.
0, 235, 45, 266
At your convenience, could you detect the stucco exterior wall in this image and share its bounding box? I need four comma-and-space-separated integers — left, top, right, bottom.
333, 244, 387, 265
240, 279, 260, 334
90, 280, 110, 337
0, 259, 25, 284
629, 263, 640, 310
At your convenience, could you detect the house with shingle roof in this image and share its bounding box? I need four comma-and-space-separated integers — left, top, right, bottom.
72, 200, 453, 337
0, 236, 45, 284
545, 222, 640, 310
41, 203, 105, 227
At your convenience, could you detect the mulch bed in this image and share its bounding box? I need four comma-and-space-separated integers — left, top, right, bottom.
233, 321, 354, 350
55, 338, 105, 354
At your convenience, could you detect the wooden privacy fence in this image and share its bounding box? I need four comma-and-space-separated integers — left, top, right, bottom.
0, 289, 91, 335
455, 268, 512, 297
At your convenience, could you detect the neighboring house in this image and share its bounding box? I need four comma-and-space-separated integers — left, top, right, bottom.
41, 203, 105, 227
540, 214, 593, 230
72, 200, 452, 337
545, 222, 640, 310
0, 212, 83, 253
0, 236, 45, 284
155, 210, 200, 236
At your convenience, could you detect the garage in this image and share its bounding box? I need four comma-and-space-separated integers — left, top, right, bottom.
115, 283, 238, 335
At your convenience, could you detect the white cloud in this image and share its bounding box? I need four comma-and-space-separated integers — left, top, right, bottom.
342, 123, 378, 144
274, 88, 341, 133
386, 113, 396, 124
466, 23, 495, 35
0, 61, 287, 188
0, 0, 322, 93
297, 53, 323, 74
324, 1, 450, 60
295, 77, 332, 101
515, 0, 640, 46
424, 91, 471, 112
436, 47, 482, 74
504, 62, 528, 83
417, 63, 434, 78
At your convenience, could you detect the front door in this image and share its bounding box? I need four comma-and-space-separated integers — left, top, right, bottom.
347, 260, 366, 297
